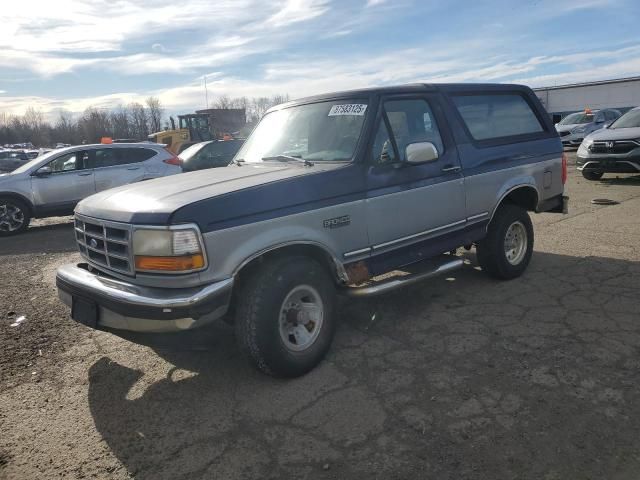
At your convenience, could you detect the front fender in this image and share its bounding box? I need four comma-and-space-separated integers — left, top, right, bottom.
200, 201, 368, 283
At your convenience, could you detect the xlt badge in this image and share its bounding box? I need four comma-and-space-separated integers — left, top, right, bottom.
323, 215, 351, 229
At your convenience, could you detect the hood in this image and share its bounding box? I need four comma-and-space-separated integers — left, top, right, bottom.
586, 126, 640, 142
555, 123, 581, 133
0, 170, 18, 181
76, 162, 338, 224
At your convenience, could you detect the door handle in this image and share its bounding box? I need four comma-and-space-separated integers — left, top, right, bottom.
127, 167, 140, 170
77, 172, 92, 176
441, 165, 461, 173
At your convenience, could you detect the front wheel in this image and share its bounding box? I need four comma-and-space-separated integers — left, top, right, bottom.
582, 170, 603, 181
0, 197, 31, 236
234, 256, 337, 377
476, 204, 534, 280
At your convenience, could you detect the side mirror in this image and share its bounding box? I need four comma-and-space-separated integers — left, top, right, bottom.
405, 142, 439, 165
33, 166, 52, 177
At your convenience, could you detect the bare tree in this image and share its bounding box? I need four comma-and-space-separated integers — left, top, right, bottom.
78, 107, 111, 143
110, 106, 133, 140
0, 92, 288, 146
128, 102, 149, 140
53, 110, 79, 144
145, 96, 164, 134
214, 95, 232, 109
23, 108, 50, 146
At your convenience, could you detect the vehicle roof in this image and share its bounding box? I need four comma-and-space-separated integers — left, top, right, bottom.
566, 109, 600, 114
268, 82, 533, 112
53, 142, 166, 154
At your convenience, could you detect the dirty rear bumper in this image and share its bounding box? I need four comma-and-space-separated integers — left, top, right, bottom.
56, 263, 233, 333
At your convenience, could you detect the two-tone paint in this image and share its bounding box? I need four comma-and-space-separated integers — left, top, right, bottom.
72, 83, 563, 299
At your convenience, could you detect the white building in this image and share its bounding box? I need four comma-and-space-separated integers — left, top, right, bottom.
533, 76, 640, 122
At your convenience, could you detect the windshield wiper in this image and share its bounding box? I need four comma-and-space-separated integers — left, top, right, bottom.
261, 155, 314, 166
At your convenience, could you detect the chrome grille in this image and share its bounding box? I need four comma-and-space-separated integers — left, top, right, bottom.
74, 215, 134, 275
590, 140, 640, 154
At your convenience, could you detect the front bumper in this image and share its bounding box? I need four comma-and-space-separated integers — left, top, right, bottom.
576, 155, 640, 173
56, 263, 233, 333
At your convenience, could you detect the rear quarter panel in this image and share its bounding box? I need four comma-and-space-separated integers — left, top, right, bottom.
458, 139, 563, 218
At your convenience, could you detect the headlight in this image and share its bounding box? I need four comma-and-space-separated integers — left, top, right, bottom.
572, 126, 587, 134
582, 137, 594, 148
133, 225, 206, 273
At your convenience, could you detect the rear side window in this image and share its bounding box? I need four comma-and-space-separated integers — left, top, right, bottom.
92, 147, 156, 168
452, 94, 544, 141
125, 148, 157, 162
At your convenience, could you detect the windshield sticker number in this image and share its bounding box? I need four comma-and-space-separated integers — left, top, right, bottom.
328, 104, 367, 116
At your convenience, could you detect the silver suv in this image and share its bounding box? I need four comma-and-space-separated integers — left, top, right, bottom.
0, 143, 181, 236
555, 109, 621, 147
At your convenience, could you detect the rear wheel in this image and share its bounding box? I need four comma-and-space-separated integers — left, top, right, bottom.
582, 170, 604, 181
476, 204, 533, 280
0, 197, 31, 236
234, 256, 337, 377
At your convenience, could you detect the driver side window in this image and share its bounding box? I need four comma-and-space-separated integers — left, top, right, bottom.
47, 151, 90, 173
371, 99, 444, 165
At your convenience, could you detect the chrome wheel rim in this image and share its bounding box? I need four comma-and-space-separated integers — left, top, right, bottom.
279, 285, 324, 352
504, 221, 527, 266
0, 203, 25, 232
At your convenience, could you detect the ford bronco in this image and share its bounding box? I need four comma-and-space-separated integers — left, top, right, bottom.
56, 84, 568, 377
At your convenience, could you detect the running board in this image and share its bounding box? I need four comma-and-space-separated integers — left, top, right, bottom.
341, 255, 464, 298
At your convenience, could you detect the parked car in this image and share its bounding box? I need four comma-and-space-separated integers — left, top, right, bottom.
576, 106, 640, 180
0, 150, 31, 173
179, 140, 244, 172
0, 143, 181, 236
555, 108, 621, 147
56, 84, 568, 377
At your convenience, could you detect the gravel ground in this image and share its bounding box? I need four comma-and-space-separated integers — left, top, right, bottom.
1, 153, 639, 479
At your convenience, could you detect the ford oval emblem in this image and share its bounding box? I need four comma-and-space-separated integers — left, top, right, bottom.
90, 238, 98, 248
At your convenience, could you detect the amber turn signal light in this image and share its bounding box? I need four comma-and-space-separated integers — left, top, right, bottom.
135, 254, 205, 272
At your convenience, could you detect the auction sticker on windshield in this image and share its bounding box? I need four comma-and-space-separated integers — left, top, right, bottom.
328, 104, 367, 116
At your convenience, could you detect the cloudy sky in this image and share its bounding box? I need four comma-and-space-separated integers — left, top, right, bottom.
1, 0, 639, 118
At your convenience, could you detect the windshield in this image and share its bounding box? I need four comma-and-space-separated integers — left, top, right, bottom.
235, 99, 368, 163
609, 108, 640, 129
559, 112, 594, 125
11, 149, 60, 174
178, 142, 208, 161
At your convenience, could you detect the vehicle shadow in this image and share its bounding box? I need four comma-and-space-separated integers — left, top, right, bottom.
598, 174, 640, 185
87, 251, 640, 479
0, 219, 75, 255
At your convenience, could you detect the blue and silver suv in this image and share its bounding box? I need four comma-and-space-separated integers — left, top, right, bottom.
56, 84, 568, 377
